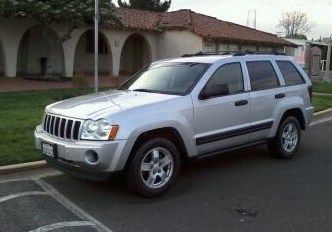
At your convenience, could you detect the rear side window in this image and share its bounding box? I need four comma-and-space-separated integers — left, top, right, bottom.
247, 61, 279, 91
276, 60, 305, 86
206, 62, 244, 95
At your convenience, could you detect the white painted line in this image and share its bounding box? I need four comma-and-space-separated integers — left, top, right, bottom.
0, 171, 62, 184
0, 191, 48, 203
35, 171, 62, 179
34, 178, 112, 232
0, 178, 31, 184
310, 116, 332, 126
28, 221, 99, 232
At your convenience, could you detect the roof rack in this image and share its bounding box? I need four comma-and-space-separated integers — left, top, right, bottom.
181, 51, 286, 58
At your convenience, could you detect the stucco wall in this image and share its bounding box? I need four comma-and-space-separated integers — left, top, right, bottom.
74, 31, 111, 75
156, 31, 203, 59
17, 26, 63, 75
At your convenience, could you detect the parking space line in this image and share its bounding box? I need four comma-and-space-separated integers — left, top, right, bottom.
28, 221, 99, 232
34, 178, 112, 232
310, 116, 332, 126
0, 191, 48, 203
0, 178, 32, 184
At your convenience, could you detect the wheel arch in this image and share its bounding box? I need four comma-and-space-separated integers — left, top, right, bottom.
124, 127, 189, 170
279, 108, 306, 130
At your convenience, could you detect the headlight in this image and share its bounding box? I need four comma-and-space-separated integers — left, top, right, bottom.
81, 119, 119, 141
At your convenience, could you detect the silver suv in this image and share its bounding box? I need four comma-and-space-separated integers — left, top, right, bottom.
35, 53, 314, 197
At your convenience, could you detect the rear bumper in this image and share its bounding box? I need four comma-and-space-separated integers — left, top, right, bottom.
34, 125, 132, 176
305, 106, 315, 128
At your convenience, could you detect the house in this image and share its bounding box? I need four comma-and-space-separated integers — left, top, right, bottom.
0, 8, 295, 78
285, 38, 332, 81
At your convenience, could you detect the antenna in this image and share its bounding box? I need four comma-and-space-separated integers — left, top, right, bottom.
246, 9, 257, 29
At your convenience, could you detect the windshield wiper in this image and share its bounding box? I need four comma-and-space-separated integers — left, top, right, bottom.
132, 89, 156, 93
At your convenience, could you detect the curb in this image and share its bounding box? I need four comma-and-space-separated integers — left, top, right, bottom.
0, 160, 48, 175
313, 92, 332, 97
313, 108, 332, 117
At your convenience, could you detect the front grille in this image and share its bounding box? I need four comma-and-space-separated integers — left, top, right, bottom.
43, 114, 82, 140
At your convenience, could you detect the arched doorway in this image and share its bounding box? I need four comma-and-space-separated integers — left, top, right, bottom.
74, 30, 112, 76
0, 40, 4, 77
120, 34, 151, 76
17, 25, 64, 76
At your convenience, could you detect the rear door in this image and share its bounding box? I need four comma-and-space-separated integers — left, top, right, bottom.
246, 60, 283, 142
193, 62, 251, 155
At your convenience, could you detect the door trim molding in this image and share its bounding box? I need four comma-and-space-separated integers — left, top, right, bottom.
196, 121, 273, 145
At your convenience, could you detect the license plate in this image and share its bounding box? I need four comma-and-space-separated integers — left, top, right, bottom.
42, 142, 55, 158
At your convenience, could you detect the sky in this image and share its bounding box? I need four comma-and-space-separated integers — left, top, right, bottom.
168, 0, 332, 39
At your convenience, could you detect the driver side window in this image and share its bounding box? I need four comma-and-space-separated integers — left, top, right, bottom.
206, 62, 244, 96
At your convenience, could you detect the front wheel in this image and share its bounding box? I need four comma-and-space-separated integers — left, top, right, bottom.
126, 138, 180, 198
268, 116, 301, 159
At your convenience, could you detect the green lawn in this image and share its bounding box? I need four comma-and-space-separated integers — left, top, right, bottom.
313, 82, 332, 94
0, 88, 105, 166
312, 95, 332, 112
0, 89, 332, 167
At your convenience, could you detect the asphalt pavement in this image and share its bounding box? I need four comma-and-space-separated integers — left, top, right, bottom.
1, 117, 332, 232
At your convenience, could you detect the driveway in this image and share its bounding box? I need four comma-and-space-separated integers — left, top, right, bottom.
1, 117, 332, 232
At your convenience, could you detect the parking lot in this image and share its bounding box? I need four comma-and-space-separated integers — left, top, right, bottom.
1, 116, 332, 232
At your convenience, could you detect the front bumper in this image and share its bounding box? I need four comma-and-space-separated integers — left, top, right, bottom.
34, 125, 132, 179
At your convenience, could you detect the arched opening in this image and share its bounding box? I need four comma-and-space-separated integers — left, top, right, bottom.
120, 34, 151, 76
17, 25, 64, 76
0, 40, 5, 77
74, 30, 112, 77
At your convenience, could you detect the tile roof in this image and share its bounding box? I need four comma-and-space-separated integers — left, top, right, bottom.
107, 8, 295, 47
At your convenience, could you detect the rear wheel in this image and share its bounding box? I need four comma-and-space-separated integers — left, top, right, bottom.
268, 116, 301, 159
126, 138, 180, 198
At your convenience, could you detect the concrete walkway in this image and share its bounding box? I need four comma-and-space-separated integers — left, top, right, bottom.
313, 92, 332, 97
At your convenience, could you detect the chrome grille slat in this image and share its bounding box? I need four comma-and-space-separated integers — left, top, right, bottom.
47, 115, 51, 133
64, 119, 69, 139
43, 114, 82, 141
70, 120, 75, 139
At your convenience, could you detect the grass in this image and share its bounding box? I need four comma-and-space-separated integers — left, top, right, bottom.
312, 95, 332, 112
0, 88, 331, 167
0, 88, 106, 167
313, 82, 332, 94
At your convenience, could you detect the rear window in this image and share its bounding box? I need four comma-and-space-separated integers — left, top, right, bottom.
276, 60, 305, 86
246, 61, 279, 91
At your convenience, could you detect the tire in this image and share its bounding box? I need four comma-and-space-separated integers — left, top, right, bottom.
268, 116, 301, 159
125, 138, 181, 198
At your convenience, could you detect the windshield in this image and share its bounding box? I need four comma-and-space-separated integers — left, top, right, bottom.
119, 62, 210, 95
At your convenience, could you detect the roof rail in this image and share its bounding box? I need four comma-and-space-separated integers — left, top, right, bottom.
181, 51, 286, 58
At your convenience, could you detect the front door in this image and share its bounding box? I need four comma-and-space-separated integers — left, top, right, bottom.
193, 62, 251, 155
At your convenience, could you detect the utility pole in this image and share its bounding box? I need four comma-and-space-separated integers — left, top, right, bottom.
325, 34, 332, 82
94, 0, 99, 93
246, 9, 257, 29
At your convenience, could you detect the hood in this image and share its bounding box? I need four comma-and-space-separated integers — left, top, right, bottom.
46, 90, 180, 119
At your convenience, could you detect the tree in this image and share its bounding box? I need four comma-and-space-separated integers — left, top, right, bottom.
278, 11, 313, 38
118, 0, 171, 12
0, 0, 119, 76
286, 33, 308, 40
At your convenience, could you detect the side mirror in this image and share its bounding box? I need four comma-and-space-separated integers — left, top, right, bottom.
199, 84, 229, 100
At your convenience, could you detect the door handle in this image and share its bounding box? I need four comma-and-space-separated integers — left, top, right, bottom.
235, 100, 248, 106
275, 93, 285, 99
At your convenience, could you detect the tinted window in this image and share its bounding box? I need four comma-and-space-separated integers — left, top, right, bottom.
205, 63, 244, 95
119, 62, 209, 95
247, 61, 279, 91
277, 60, 305, 86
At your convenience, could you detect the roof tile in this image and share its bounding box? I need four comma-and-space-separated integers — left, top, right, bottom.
106, 8, 294, 47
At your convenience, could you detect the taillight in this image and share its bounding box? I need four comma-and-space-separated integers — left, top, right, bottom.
308, 86, 313, 102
